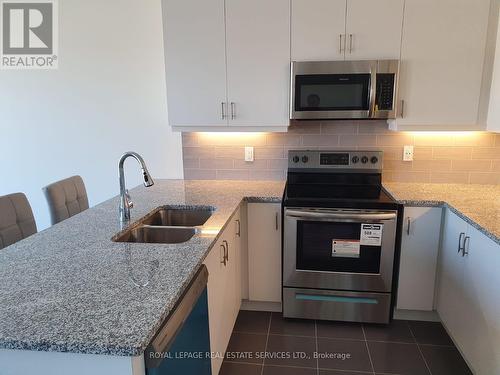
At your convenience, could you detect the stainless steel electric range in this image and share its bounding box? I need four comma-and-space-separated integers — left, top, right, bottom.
282, 150, 403, 324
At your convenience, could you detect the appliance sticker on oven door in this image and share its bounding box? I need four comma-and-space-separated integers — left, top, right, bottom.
332, 240, 361, 258
360, 224, 384, 246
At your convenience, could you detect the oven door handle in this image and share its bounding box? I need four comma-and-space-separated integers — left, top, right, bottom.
285, 210, 397, 222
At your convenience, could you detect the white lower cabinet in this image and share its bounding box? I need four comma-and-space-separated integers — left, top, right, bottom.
203, 208, 242, 375
397, 206, 442, 311
437, 208, 500, 374
247, 203, 282, 303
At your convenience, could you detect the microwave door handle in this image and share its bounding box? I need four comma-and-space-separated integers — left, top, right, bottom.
285, 210, 397, 222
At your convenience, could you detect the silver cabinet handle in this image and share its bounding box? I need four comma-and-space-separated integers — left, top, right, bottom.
220, 244, 227, 266
275, 212, 279, 231
230, 102, 236, 120
462, 236, 470, 257
400, 99, 405, 118
458, 232, 465, 254
339, 34, 344, 54
221, 102, 226, 120
406, 217, 411, 236
223, 240, 229, 262
235, 219, 241, 237
349, 34, 353, 53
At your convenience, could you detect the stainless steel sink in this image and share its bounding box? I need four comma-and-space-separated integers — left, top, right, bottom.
114, 225, 197, 244
141, 207, 214, 227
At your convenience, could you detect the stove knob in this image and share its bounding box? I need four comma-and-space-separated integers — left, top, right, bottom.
371, 156, 379, 164
361, 156, 369, 164
292, 155, 300, 163
302, 155, 309, 163
351, 156, 359, 164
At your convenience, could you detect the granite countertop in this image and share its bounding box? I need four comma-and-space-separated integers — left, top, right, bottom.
384, 183, 500, 245
0, 180, 284, 357
1, 179, 498, 358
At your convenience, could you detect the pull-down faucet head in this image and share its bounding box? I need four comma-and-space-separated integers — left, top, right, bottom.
119, 151, 154, 224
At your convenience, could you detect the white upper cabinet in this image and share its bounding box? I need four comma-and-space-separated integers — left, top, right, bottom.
225, 0, 290, 127
291, 0, 404, 61
393, 0, 491, 130
345, 0, 404, 60
291, 0, 347, 61
162, 0, 227, 128
162, 0, 290, 131
487, 7, 500, 133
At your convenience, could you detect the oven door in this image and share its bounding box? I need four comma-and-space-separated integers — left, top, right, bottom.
283, 207, 398, 293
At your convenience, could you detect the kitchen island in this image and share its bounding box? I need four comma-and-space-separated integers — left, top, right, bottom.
0, 180, 283, 375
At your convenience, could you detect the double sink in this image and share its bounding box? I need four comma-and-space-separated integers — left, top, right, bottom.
113, 206, 215, 244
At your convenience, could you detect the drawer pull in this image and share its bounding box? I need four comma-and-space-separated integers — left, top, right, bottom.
296, 294, 378, 305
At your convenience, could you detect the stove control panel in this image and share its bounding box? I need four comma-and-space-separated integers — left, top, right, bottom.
288, 150, 383, 171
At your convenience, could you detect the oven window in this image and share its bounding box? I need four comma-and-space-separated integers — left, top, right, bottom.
295, 74, 370, 111
296, 221, 381, 273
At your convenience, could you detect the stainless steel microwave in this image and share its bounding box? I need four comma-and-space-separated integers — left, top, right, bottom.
290, 60, 399, 120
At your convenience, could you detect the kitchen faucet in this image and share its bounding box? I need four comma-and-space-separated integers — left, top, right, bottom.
119, 151, 154, 224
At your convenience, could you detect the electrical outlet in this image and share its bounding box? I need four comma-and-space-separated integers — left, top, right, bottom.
403, 145, 414, 161
244, 146, 254, 162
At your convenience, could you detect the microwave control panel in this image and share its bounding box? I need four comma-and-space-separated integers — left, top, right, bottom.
375, 74, 395, 111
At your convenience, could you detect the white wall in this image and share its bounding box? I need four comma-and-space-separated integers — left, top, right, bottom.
0, 0, 184, 230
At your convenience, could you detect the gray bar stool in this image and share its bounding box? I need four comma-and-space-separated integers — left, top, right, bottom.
0, 193, 37, 249
43, 175, 89, 225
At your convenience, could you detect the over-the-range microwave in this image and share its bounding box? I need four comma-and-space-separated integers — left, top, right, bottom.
290, 60, 400, 120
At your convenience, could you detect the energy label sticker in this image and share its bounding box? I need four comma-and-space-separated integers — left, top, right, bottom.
332, 240, 360, 258
360, 224, 383, 246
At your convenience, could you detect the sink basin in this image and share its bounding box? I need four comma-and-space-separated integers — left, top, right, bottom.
142, 207, 214, 227
113, 226, 197, 244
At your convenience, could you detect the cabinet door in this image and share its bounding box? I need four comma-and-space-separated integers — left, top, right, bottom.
291, 0, 347, 61
203, 238, 227, 374
345, 0, 403, 60
231, 209, 242, 312
162, 0, 227, 127
248, 203, 282, 302
397, 0, 490, 127
397, 207, 442, 311
487, 14, 500, 133
436, 209, 468, 340
225, 0, 290, 127
461, 226, 500, 374
224, 210, 242, 324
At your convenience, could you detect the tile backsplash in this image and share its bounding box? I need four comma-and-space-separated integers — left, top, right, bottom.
182, 121, 500, 184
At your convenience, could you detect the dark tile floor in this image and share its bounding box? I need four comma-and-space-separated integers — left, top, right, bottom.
220, 311, 472, 375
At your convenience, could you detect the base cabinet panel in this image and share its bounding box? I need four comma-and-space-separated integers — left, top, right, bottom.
203, 208, 242, 375
437, 208, 500, 374
247, 203, 282, 303
397, 207, 442, 310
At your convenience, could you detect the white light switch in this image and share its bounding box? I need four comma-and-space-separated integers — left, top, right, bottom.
403, 145, 414, 161
245, 146, 254, 162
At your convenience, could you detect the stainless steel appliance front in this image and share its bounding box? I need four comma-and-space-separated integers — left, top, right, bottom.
283, 207, 398, 323
290, 60, 399, 120
283, 207, 398, 292
283, 288, 392, 323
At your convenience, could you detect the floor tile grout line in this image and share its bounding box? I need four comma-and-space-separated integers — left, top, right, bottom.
232, 330, 454, 347
361, 324, 376, 375
260, 312, 272, 375
407, 321, 433, 375
314, 320, 319, 375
